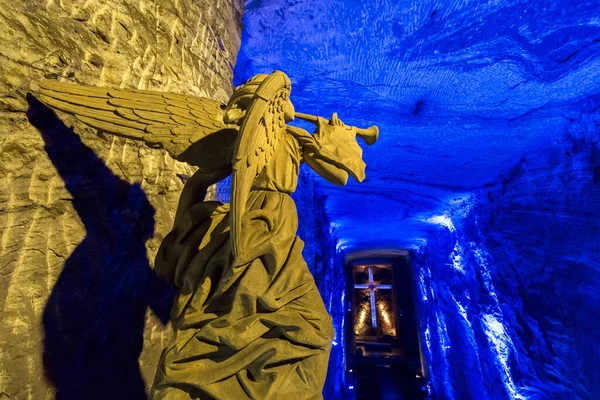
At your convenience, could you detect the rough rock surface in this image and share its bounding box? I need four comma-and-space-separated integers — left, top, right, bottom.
0, 0, 242, 398
236, 0, 600, 399
416, 112, 600, 399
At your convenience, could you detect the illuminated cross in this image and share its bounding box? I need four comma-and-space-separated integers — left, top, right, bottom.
354, 266, 392, 328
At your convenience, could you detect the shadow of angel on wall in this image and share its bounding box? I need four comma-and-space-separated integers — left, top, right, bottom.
27, 94, 174, 400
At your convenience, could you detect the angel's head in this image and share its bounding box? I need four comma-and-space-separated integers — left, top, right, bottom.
223, 74, 268, 124
224, 72, 294, 125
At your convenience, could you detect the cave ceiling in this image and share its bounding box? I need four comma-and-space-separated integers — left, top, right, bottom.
235, 0, 600, 252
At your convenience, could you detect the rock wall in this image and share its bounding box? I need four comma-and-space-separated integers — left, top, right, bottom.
415, 102, 600, 400
0, 0, 243, 398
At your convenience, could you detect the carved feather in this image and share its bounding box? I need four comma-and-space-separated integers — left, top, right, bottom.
230, 71, 291, 261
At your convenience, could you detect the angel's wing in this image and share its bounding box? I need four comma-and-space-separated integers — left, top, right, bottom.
38, 80, 238, 170
230, 71, 291, 260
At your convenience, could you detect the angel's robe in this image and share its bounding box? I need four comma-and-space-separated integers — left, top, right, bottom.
150, 133, 335, 400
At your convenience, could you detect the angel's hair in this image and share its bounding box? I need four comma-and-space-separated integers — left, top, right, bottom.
224, 74, 269, 124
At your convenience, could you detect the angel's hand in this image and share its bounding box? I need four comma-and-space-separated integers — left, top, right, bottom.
315, 112, 355, 140
328, 112, 345, 127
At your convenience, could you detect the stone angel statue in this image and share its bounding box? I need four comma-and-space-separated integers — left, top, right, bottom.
38, 71, 378, 400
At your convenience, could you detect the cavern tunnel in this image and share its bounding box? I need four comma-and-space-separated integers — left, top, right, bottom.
344, 253, 427, 399
0, 0, 598, 399
232, 1, 600, 399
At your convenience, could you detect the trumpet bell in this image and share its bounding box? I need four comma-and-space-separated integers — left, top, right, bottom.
356, 125, 378, 145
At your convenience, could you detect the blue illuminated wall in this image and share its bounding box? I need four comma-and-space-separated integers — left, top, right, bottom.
232, 0, 600, 398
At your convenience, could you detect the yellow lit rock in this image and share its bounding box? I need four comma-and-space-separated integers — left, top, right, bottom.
0, 0, 243, 397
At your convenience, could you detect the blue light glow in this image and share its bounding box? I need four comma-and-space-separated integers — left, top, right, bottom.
233, 0, 600, 398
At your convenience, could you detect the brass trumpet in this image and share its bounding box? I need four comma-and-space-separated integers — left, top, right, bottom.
294, 112, 379, 145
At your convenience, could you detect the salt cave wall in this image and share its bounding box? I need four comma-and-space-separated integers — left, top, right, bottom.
417, 103, 600, 400
236, 0, 600, 399
0, 1, 243, 397
419, 104, 600, 400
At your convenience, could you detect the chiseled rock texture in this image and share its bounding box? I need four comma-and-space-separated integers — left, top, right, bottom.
416, 111, 600, 400
0, 0, 243, 398
236, 0, 600, 399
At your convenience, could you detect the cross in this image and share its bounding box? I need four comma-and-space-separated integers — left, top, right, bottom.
354, 266, 392, 328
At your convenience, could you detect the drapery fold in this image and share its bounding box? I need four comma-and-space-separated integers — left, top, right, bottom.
151, 190, 334, 400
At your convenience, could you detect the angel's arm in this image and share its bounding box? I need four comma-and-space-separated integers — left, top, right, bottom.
286, 125, 349, 186
174, 167, 232, 226
304, 146, 349, 186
